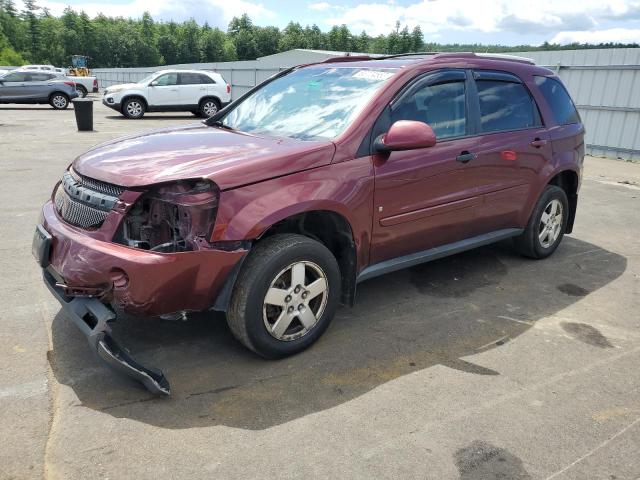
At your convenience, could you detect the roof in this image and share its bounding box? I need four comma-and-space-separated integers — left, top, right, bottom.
314, 52, 537, 71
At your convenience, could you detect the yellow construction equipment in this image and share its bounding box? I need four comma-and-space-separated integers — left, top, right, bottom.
68, 55, 92, 77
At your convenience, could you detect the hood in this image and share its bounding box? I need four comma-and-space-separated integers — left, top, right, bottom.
73, 124, 335, 190
105, 82, 141, 92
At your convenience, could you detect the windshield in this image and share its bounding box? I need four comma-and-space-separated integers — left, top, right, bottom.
138, 74, 158, 84
220, 67, 396, 140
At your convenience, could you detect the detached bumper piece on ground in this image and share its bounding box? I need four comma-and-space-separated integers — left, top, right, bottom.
42, 270, 171, 396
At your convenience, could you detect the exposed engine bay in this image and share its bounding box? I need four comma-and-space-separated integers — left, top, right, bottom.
116, 180, 219, 253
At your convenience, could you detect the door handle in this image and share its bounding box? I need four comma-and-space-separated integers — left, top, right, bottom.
456, 151, 476, 163
530, 138, 548, 148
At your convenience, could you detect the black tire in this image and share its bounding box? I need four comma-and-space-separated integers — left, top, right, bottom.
198, 98, 220, 118
49, 93, 69, 109
227, 234, 341, 359
76, 85, 88, 98
122, 97, 145, 119
513, 185, 569, 259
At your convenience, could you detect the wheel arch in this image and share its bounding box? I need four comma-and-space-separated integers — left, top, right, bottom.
48, 90, 69, 101
121, 94, 148, 111
546, 169, 579, 234
213, 206, 359, 311
199, 95, 221, 107
258, 209, 358, 306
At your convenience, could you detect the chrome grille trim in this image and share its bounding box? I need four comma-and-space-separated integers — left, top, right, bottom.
54, 170, 124, 230
69, 168, 125, 197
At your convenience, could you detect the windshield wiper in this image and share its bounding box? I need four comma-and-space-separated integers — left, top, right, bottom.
208, 119, 234, 131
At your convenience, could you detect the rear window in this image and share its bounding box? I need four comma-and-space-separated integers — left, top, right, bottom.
476, 80, 539, 133
29, 73, 52, 81
180, 73, 213, 85
534, 76, 580, 125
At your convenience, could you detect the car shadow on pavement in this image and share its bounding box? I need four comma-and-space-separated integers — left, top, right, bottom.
105, 115, 201, 121
0, 106, 59, 111
47, 237, 626, 430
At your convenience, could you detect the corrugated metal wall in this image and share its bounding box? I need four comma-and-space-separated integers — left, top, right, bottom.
514, 49, 640, 161
92, 48, 640, 160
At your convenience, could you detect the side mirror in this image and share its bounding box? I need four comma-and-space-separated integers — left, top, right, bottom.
374, 120, 436, 153
149, 80, 158, 87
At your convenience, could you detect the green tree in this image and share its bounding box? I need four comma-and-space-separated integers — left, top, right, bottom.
279, 22, 305, 51
200, 27, 227, 62
254, 26, 280, 57
304, 24, 325, 50
327, 25, 352, 51
21, 0, 39, 60
0, 45, 24, 64
410, 26, 423, 51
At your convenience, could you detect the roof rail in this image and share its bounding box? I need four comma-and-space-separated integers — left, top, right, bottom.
319, 51, 536, 65
470, 53, 536, 64
321, 55, 377, 63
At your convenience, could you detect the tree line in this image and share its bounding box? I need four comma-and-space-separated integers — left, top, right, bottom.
1, 1, 638, 68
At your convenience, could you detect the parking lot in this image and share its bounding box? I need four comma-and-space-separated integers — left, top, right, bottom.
1, 101, 639, 479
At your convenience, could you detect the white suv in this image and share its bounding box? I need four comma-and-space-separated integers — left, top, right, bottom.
102, 69, 231, 119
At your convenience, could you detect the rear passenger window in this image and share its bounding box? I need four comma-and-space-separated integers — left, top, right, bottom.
30, 73, 51, 81
392, 80, 466, 139
476, 80, 539, 133
180, 73, 200, 85
534, 76, 580, 125
199, 74, 214, 84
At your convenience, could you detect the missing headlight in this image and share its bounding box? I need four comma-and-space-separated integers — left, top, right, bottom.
116, 180, 219, 253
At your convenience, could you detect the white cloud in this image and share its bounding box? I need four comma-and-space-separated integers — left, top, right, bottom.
324, 0, 640, 39
309, 2, 332, 11
550, 28, 640, 44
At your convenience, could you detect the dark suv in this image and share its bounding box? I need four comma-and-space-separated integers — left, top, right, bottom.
33, 53, 584, 394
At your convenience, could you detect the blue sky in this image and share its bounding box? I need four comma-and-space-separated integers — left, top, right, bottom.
27, 0, 640, 46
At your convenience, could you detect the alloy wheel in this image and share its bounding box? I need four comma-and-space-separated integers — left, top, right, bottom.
52, 95, 67, 108
203, 101, 218, 117
538, 199, 563, 248
126, 101, 143, 117
263, 261, 329, 341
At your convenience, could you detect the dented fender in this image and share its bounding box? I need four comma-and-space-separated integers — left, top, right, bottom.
212, 158, 376, 271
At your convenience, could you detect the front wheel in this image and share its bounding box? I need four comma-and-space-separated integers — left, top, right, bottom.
49, 93, 69, 109
227, 234, 341, 358
122, 98, 145, 119
513, 185, 569, 259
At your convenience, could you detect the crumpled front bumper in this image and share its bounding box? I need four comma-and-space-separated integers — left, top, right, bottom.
43, 269, 171, 395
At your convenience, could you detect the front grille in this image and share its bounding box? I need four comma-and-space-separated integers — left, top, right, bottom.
54, 169, 123, 230
69, 168, 125, 197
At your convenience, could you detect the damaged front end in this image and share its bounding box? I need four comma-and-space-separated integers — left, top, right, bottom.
35, 174, 247, 396
43, 270, 171, 395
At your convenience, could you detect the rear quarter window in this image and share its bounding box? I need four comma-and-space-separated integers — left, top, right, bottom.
534, 76, 580, 125
476, 79, 540, 133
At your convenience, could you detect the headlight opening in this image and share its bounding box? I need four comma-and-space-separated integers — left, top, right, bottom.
116, 180, 220, 253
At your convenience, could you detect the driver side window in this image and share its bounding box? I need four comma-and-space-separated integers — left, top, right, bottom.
154, 73, 178, 86
392, 80, 467, 140
2, 72, 28, 82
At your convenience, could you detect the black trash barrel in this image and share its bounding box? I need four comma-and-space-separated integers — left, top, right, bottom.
72, 98, 94, 131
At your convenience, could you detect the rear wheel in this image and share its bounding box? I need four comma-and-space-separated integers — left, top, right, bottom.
513, 185, 568, 259
198, 98, 220, 118
122, 97, 145, 119
76, 85, 88, 98
49, 93, 69, 110
227, 234, 340, 358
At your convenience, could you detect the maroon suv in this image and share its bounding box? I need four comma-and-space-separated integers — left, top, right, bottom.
33, 53, 584, 394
